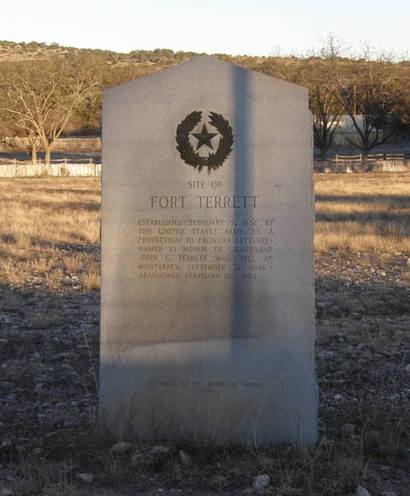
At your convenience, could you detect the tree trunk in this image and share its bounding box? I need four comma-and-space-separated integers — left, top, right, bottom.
361, 140, 369, 158
31, 146, 38, 165
44, 145, 51, 165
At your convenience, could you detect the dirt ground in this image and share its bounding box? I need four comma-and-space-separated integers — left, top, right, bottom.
0, 174, 409, 495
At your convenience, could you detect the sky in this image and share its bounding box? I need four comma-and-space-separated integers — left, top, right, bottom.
2, 0, 409, 57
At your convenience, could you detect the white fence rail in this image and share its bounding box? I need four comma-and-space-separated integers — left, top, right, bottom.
1, 157, 409, 177
0, 162, 101, 177
315, 154, 410, 173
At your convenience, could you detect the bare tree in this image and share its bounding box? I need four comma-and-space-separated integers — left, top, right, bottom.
393, 63, 410, 140
0, 55, 99, 163
297, 35, 346, 159
0, 109, 41, 163
332, 49, 404, 156
311, 85, 343, 159
296, 59, 343, 159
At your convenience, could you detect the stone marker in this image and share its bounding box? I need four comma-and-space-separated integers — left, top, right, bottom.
100, 55, 317, 444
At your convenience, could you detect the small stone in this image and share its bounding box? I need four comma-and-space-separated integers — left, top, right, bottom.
355, 486, 371, 496
0, 440, 12, 449
150, 445, 170, 456
132, 445, 171, 467
50, 352, 73, 361
179, 449, 192, 466
253, 474, 270, 492
404, 364, 410, 373
77, 472, 93, 484
333, 394, 343, 401
34, 383, 44, 393
342, 423, 355, 436
0, 489, 14, 496
34, 374, 48, 382
110, 441, 133, 455
318, 350, 335, 359
130, 451, 143, 466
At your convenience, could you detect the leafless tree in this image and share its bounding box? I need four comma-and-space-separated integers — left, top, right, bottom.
297, 35, 346, 159
0, 55, 99, 163
0, 111, 41, 163
331, 49, 404, 155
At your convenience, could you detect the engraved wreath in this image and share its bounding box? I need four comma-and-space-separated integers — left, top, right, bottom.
176, 111, 234, 172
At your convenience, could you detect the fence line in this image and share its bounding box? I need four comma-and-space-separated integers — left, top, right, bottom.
1, 157, 409, 177
0, 158, 98, 165
0, 136, 101, 153
0, 162, 101, 177
316, 154, 410, 173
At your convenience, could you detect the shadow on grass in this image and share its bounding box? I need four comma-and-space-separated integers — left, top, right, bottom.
0, 266, 408, 494
0, 282, 100, 457
316, 210, 410, 224
23, 187, 101, 196
30, 238, 100, 254
0, 197, 100, 212
315, 274, 410, 318
316, 194, 410, 205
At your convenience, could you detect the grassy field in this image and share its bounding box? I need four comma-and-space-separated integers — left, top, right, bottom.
0, 178, 100, 292
315, 173, 410, 256
0, 173, 409, 495
1, 173, 408, 292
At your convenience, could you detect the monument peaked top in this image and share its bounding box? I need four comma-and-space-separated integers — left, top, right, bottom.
101, 44, 316, 444
104, 54, 307, 98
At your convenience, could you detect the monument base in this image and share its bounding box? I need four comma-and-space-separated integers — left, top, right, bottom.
100, 336, 317, 445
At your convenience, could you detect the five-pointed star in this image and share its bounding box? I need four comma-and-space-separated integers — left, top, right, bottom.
192, 123, 218, 150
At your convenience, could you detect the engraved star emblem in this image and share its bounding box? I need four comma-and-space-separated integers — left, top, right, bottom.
191, 123, 218, 150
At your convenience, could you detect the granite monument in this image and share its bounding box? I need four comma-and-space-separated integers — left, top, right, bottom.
100, 55, 317, 444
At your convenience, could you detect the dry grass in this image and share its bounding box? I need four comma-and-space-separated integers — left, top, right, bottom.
0, 174, 408, 294
0, 173, 408, 495
82, 264, 101, 292
0, 177, 100, 292
315, 172, 410, 256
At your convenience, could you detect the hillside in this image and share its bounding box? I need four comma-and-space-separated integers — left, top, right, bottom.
0, 39, 296, 73
0, 40, 409, 156
0, 41, 296, 137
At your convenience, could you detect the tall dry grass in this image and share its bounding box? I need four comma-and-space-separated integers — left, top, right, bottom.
0, 173, 408, 292
315, 172, 410, 256
0, 177, 100, 292
0, 174, 408, 495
